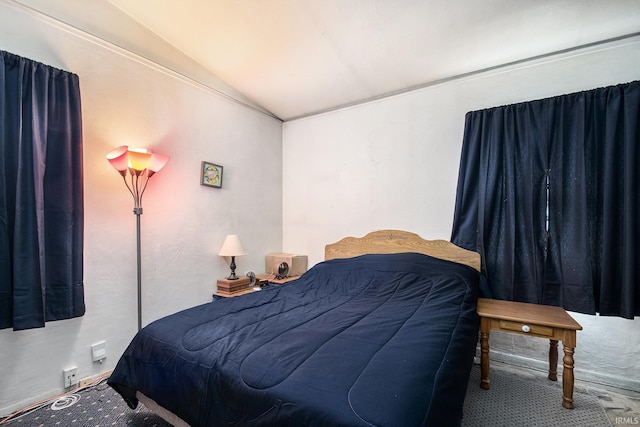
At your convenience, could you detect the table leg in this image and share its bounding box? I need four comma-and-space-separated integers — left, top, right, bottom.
548, 339, 558, 381
562, 344, 576, 409
480, 317, 490, 390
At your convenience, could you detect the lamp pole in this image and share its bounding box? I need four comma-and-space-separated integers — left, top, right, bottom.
134, 207, 143, 331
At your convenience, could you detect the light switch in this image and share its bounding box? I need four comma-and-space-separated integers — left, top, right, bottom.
92, 340, 107, 363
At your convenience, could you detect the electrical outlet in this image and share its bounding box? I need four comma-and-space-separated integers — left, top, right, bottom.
63, 367, 78, 388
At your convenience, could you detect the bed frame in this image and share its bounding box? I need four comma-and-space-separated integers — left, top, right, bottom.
135, 229, 480, 426
325, 229, 480, 271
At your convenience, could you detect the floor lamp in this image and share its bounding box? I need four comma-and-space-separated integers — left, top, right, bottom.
106, 146, 170, 331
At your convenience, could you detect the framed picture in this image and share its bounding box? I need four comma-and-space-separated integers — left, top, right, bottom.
201, 161, 223, 188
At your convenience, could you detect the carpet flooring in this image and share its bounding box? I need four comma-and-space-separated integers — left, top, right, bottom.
0, 382, 171, 427
462, 364, 612, 426
2, 362, 637, 426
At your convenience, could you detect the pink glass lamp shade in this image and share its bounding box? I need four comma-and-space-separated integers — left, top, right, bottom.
106, 146, 170, 175
147, 152, 171, 177
106, 145, 170, 211
105, 145, 130, 175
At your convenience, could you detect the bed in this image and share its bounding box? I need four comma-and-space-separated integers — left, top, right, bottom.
108, 230, 482, 426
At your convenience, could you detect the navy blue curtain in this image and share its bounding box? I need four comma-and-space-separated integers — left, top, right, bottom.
0, 51, 84, 330
451, 81, 639, 319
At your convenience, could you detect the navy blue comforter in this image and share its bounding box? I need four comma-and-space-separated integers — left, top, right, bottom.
108, 253, 480, 426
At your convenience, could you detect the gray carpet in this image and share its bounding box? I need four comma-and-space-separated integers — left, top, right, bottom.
462, 364, 612, 426
1, 382, 171, 427
2, 365, 613, 426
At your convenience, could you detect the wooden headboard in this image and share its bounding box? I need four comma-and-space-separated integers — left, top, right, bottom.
324, 230, 480, 272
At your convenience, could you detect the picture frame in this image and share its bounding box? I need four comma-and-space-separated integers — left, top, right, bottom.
200, 161, 223, 188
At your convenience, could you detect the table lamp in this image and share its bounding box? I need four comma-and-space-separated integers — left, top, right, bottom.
218, 234, 246, 280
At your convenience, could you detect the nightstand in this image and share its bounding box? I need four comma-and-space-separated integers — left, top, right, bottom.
256, 273, 301, 285
477, 298, 582, 409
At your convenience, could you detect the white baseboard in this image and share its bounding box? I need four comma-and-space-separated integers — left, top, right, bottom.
484, 348, 640, 393
1, 371, 112, 419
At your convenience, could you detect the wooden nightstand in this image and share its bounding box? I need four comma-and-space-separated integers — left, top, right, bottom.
256, 273, 301, 285
477, 298, 583, 409
212, 274, 302, 300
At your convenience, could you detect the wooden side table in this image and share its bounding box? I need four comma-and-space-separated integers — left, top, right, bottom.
477, 298, 583, 409
213, 274, 302, 300
256, 273, 301, 285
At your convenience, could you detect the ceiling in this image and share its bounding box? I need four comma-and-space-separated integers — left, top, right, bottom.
13, 0, 640, 121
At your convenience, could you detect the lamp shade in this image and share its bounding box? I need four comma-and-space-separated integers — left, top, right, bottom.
106, 146, 170, 174
106, 146, 130, 172
127, 149, 153, 171
218, 234, 246, 256
147, 152, 171, 176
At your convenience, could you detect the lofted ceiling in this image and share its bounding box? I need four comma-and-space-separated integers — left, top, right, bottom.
12, 0, 640, 121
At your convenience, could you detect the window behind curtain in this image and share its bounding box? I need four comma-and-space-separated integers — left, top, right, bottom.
451, 81, 639, 319
0, 50, 84, 330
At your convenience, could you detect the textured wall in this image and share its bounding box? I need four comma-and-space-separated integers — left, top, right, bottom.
0, 1, 282, 415
283, 36, 640, 391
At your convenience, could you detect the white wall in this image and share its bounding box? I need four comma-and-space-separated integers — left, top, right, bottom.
283, 37, 640, 392
0, 1, 283, 415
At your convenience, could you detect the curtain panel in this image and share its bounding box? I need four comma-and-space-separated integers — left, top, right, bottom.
0, 51, 84, 330
451, 81, 639, 319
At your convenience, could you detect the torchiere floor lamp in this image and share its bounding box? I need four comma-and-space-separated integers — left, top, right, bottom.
106, 146, 169, 331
